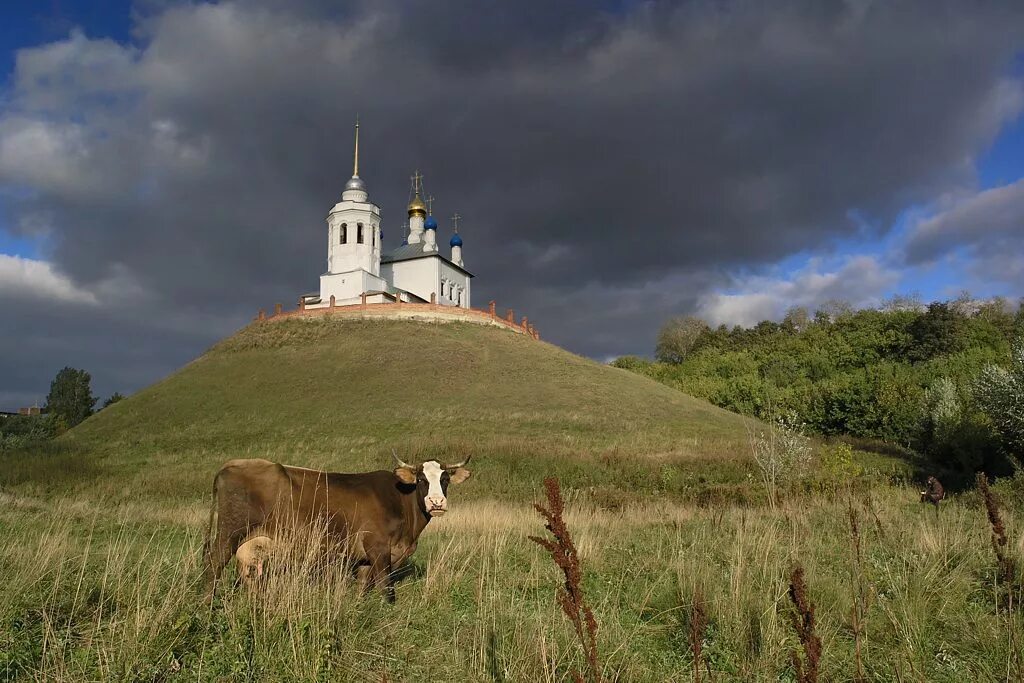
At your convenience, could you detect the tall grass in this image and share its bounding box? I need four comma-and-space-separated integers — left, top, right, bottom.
2, 481, 1023, 681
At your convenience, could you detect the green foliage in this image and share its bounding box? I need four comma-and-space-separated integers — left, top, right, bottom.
656, 316, 710, 363
908, 302, 964, 362
45, 366, 97, 427
974, 340, 1024, 459
819, 441, 863, 480
103, 392, 127, 408
0, 414, 59, 452
621, 297, 1021, 478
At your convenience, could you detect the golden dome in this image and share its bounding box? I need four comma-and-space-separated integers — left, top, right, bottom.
407, 193, 427, 216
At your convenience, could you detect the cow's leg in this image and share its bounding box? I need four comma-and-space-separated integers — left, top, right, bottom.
203, 499, 251, 599
366, 542, 395, 604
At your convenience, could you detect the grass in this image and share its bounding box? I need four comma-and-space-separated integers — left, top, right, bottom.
1, 485, 1022, 681
2, 316, 1012, 680
13, 317, 758, 507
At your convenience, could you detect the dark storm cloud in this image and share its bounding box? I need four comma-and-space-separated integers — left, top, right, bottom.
1, 0, 1023, 397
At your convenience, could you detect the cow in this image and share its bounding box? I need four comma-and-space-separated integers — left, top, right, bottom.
203, 453, 471, 602
920, 476, 945, 512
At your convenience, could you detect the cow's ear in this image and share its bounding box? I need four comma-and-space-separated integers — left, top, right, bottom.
449, 467, 471, 484
394, 467, 417, 484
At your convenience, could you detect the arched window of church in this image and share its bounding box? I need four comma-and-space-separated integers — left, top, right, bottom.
357, 223, 364, 244
372, 226, 376, 247
340, 223, 347, 244
440, 281, 446, 297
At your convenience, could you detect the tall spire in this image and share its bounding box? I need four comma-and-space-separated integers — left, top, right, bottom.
353, 115, 359, 178
342, 116, 367, 199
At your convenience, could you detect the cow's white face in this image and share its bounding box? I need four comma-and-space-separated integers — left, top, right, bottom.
421, 461, 449, 516
394, 459, 472, 517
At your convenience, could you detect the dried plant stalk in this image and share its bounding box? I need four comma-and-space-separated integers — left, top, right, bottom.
788, 564, 822, 683
529, 477, 603, 683
976, 472, 1017, 598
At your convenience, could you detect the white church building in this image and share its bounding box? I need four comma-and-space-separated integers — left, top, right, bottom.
303, 123, 472, 310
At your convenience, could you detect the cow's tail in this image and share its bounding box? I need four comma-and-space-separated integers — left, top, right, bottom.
202, 473, 221, 595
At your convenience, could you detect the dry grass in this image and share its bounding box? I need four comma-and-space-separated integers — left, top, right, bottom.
2, 481, 1022, 681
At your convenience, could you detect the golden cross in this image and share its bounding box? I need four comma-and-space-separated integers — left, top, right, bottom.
411, 170, 423, 195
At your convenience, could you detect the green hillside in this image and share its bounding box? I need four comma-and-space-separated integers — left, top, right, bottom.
11, 317, 754, 504
4, 317, 1018, 682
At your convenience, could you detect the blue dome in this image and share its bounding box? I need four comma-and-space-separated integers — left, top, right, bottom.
450, 232, 463, 247
424, 215, 438, 230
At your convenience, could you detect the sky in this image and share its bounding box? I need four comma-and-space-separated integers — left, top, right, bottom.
1, 0, 1023, 409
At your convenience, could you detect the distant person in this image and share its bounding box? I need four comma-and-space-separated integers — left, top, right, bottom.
919, 476, 945, 511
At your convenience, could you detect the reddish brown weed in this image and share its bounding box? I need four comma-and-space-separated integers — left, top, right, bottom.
529, 477, 603, 683
788, 564, 822, 683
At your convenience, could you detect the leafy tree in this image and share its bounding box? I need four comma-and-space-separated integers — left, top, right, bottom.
45, 367, 97, 427
782, 306, 810, 333
909, 302, 964, 361
103, 392, 126, 408
975, 340, 1024, 458
655, 316, 710, 364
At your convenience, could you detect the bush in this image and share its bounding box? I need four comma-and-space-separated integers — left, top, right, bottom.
820, 441, 862, 481
975, 341, 1024, 459
0, 415, 60, 452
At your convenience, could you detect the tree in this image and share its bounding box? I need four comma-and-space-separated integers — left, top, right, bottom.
103, 392, 126, 408
908, 302, 963, 361
782, 306, 810, 334
975, 340, 1024, 458
45, 367, 97, 427
655, 316, 710, 364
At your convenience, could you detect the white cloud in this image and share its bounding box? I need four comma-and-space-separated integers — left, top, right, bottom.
0, 254, 99, 305
697, 255, 900, 327
907, 178, 1024, 257
905, 177, 1024, 289
0, 118, 93, 194
13, 29, 139, 109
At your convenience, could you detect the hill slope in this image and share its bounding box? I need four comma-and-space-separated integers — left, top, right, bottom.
18, 318, 755, 502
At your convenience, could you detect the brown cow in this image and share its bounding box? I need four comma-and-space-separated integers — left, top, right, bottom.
203, 454, 471, 602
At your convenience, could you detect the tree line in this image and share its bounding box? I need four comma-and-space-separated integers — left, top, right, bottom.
614, 295, 1024, 482
0, 367, 123, 452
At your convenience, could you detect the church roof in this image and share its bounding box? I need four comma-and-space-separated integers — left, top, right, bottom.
381, 244, 475, 277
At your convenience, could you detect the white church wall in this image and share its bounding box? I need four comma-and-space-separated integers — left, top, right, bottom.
439, 261, 471, 308
381, 258, 438, 303
327, 201, 381, 275
318, 269, 388, 307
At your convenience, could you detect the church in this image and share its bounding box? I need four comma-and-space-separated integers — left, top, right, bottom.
303, 123, 472, 310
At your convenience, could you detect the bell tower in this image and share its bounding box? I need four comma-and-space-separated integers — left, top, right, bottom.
326, 119, 381, 276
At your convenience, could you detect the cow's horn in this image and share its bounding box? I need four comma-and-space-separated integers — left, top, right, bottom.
392, 449, 412, 469
447, 454, 472, 469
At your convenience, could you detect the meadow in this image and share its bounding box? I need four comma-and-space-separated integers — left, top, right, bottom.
1, 471, 1021, 681
1, 318, 1021, 681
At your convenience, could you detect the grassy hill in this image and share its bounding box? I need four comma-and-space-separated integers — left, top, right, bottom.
7, 317, 754, 505
1, 316, 1019, 681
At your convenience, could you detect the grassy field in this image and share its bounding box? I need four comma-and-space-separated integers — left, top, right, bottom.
1, 317, 1020, 681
